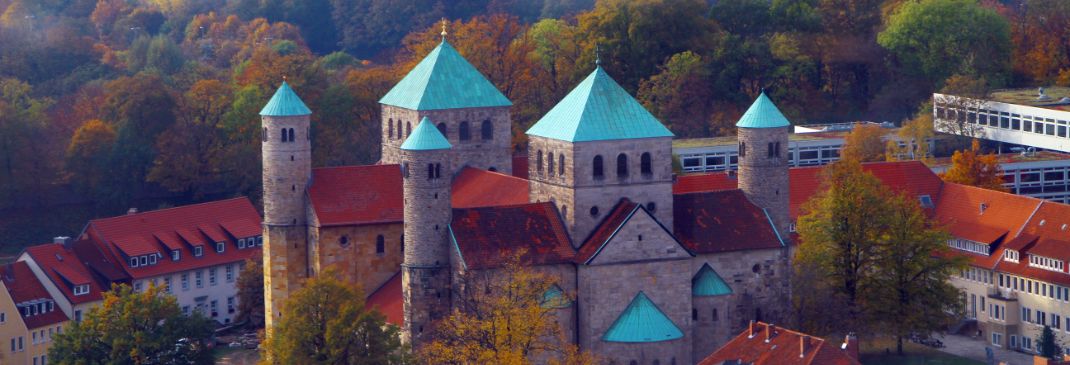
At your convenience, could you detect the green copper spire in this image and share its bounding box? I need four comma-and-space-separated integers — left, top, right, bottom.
526, 67, 674, 142
602, 291, 683, 343
692, 264, 732, 296
736, 91, 791, 128
379, 40, 511, 111
401, 117, 452, 151
260, 81, 312, 117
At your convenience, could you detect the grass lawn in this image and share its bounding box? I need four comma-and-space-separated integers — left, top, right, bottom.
860, 337, 985, 365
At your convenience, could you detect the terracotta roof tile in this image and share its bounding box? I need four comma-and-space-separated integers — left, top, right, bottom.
70, 239, 129, 283
576, 200, 638, 263
1, 261, 69, 329
84, 198, 262, 280
945, 223, 1008, 245
1025, 238, 1070, 262
23, 243, 106, 304
366, 271, 403, 327
1020, 202, 1070, 238
451, 167, 530, 208
672, 173, 737, 194
309, 165, 404, 226
933, 183, 1041, 241
673, 190, 783, 253
699, 322, 861, 365
451, 202, 574, 270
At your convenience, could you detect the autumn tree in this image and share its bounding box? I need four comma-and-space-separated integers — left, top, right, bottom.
421, 257, 597, 365
49, 284, 214, 364
235, 257, 264, 328
0, 78, 53, 208
941, 139, 1006, 191
148, 79, 231, 200
1007, 0, 1070, 85
65, 119, 117, 203
261, 271, 407, 364
99, 74, 177, 206
841, 123, 886, 162
887, 113, 934, 163
638, 51, 718, 138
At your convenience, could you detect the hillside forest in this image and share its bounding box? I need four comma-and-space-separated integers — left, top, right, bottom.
0, 0, 1067, 251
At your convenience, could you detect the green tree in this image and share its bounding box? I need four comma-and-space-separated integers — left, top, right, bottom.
262, 271, 407, 364
147, 79, 230, 200
235, 257, 264, 328
65, 119, 117, 204
100, 74, 177, 207
49, 284, 214, 365
878, 0, 1012, 87
1038, 325, 1062, 359
0, 78, 54, 208
638, 51, 717, 138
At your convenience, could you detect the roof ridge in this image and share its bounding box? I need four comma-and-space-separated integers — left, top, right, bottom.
89, 197, 250, 223
313, 164, 398, 171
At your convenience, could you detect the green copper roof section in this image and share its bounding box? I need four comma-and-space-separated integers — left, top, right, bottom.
602, 291, 683, 343
526, 67, 674, 142
401, 117, 452, 151
735, 91, 791, 128
260, 81, 312, 116
540, 285, 572, 309
379, 40, 512, 111
692, 264, 732, 296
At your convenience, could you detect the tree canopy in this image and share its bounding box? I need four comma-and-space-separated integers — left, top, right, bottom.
941, 139, 1006, 192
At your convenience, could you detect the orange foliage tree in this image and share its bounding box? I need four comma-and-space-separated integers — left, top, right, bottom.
841, 124, 887, 162
941, 139, 1006, 191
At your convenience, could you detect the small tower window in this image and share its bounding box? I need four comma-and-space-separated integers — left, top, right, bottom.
427, 163, 435, 180
406, 122, 412, 137
593, 155, 604, 179
767, 142, 775, 157
388, 118, 394, 139
435, 163, 442, 178
376, 235, 385, 254
590, 206, 600, 217
616, 153, 628, 178
559, 154, 565, 176
288, 128, 295, 142
280, 128, 287, 142
536, 150, 544, 175
262, 128, 267, 141
641, 152, 652, 175
437, 123, 448, 138
339, 235, 350, 248
481, 120, 492, 140
740, 142, 746, 157
548, 152, 555, 176
775, 142, 781, 157
397, 120, 403, 139
459, 121, 470, 140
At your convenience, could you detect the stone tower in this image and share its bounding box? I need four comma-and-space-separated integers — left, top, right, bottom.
400, 117, 453, 345
526, 65, 675, 243
736, 91, 791, 239
260, 82, 312, 330
379, 38, 513, 175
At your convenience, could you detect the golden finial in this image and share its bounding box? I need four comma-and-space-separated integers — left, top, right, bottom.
440, 18, 448, 39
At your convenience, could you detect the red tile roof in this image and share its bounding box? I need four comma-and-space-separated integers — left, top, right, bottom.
933, 183, 1041, 241
790, 161, 944, 219
23, 243, 106, 305
1, 261, 69, 329
451, 167, 530, 208
699, 322, 861, 365
945, 223, 1008, 246
309, 165, 404, 226
673, 190, 784, 254
84, 198, 262, 280
673, 172, 737, 194
71, 239, 130, 284
451, 202, 575, 270
366, 271, 403, 327
995, 254, 1070, 287
1025, 238, 1070, 262
1020, 202, 1070, 239
576, 199, 638, 264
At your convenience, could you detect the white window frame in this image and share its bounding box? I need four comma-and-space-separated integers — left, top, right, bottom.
238, 239, 246, 249
216, 242, 225, 253
130, 257, 138, 268
148, 254, 157, 265
139, 256, 147, 266
171, 250, 180, 261
209, 268, 217, 286
194, 246, 203, 257
73, 285, 88, 296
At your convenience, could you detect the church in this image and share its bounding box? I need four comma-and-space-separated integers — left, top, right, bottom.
261, 35, 793, 364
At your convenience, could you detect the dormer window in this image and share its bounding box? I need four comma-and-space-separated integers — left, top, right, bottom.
73, 285, 89, 296
1004, 250, 1019, 263
130, 257, 139, 267
172, 250, 180, 261
238, 239, 246, 249
148, 254, 157, 265
216, 242, 225, 253
139, 256, 148, 266
1029, 254, 1065, 272
194, 246, 203, 257
919, 195, 934, 209
256, 236, 263, 246
948, 238, 990, 255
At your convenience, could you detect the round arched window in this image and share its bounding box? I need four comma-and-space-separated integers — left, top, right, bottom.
646, 202, 656, 212
590, 206, 600, 217
752, 264, 761, 273
339, 235, 350, 248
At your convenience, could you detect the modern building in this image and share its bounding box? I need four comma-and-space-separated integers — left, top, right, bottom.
0, 261, 68, 365
698, 321, 861, 365
929, 150, 1070, 204
933, 87, 1070, 153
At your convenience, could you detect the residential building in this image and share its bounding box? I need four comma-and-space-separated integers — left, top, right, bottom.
0, 262, 68, 365
17, 239, 114, 325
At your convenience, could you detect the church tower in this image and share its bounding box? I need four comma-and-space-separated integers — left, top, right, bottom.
526, 64, 675, 243
379, 34, 513, 175
400, 117, 453, 345
260, 82, 312, 330
736, 91, 791, 239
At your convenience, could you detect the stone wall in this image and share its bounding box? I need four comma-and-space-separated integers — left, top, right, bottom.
308, 220, 404, 295
736, 127, 790, 239
401, 148, 453, 346
263, 224, 308, 329
381, 105, 512, 175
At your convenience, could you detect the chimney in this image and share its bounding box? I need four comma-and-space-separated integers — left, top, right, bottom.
748, 320, 757, 338
127, 207, 138, 215
841, 333, 859, 360
53, 236, 70, 246
800, 335, 811, 358
765, 323, 776, 343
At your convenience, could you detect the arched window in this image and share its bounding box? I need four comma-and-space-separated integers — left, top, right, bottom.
767, 142, 775, 157
775, 142, 781, 157
427, 163, 435, 180
616, 153, 628, 178
640, 152, 652, 175
739, 142, 746, 157
437, 123, 448, 138
288, 128, 295, 142
481, 120, 492, 140
536, 150, 544, 175
397, 120, 403, 139
547, 152, 555, 176
712, 308, 718, 321
400, 234, 404, 253
280, 128, 287, 142
406, 122, 412, 137
593, 155, 604, 179
459, 121, 470, 140
388, 119, 394, 139
376, 235, 385, 254
559, 154, 565, 176
435, 163, 441, 178
692, 308, 698, 321
262, 128, 267, 141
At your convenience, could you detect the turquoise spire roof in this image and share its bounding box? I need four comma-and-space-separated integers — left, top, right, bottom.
260, 81, 312, 116
602, 291, 684, 343
736, 91, 791, 128
526, 67, 674, 142
692, 264, 732, 296
401, 117, 452, 151
379, 40, 511, 111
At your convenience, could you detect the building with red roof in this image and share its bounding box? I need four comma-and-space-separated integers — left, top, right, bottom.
17, 240, 111, 325
699, 322, 861, 365
0, 261, 69, 365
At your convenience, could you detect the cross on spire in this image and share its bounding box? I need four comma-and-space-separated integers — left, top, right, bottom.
441, 18, 448, 40
595, 44, 601, 67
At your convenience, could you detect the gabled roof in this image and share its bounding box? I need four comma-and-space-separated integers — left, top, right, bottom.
526, 67, 673, 142
693, 264, 732, 296
259, 81, 311, 117
451, 167, 529, 208
932, 183, 1041, 241
450, 202, 574, 270
1, 261, 69, 329
576, 199, 691, 264
84, 198, 262, 280
309, 165, 404, 226
736, 91, 791, 129
673, 190, 783, 253
22, 243, 106, 304
379, 40, 511, 111
602, 291, 683, 343
699, 322, 861, 365
366, 271, 403, 327
790, 161, 944, 219
401, 117, 452, 151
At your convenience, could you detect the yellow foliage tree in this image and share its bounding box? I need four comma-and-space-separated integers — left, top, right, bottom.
841, 123, 887, 162
886, 114, 934, 164
941, 139, 1006, 191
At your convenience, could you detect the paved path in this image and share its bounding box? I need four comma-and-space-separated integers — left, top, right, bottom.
935, 333, 1035, 365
